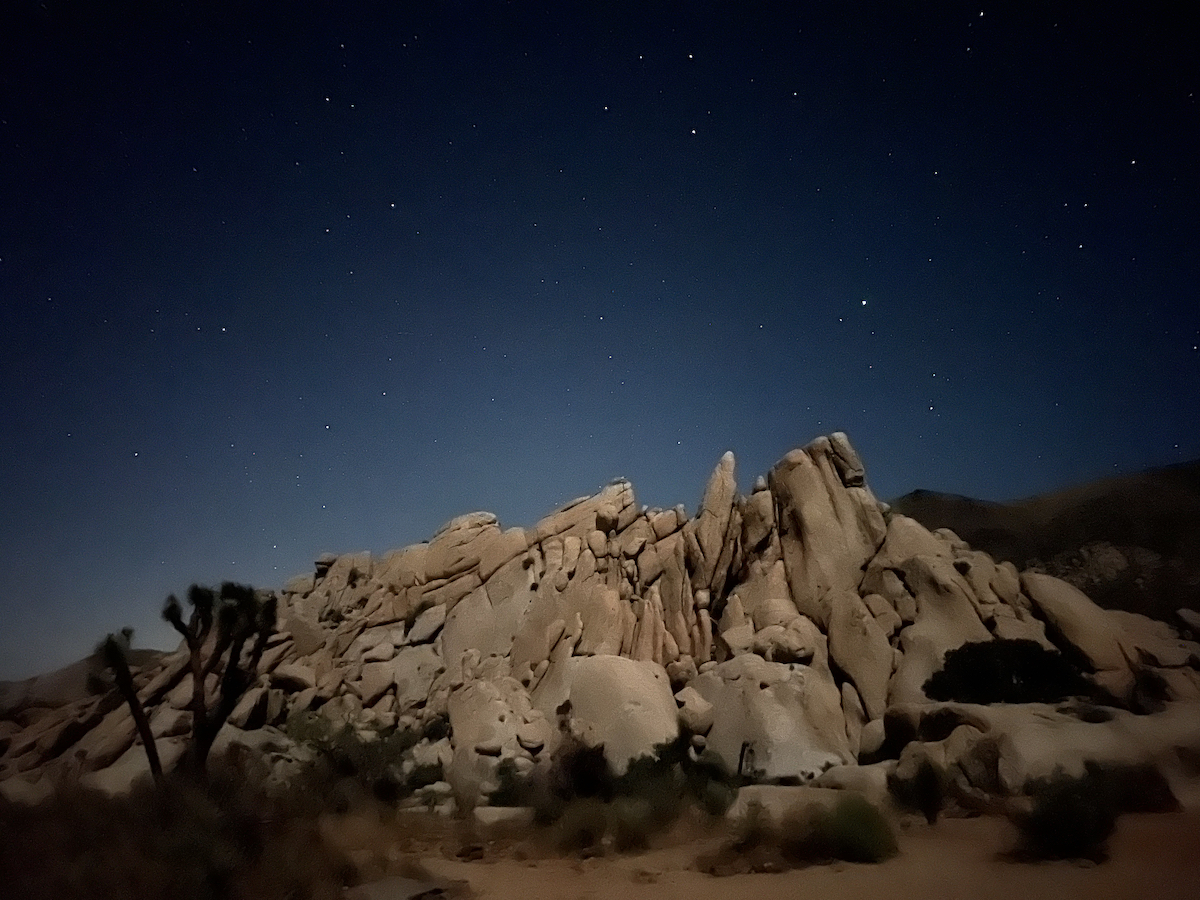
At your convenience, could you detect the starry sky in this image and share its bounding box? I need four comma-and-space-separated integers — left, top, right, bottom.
1, 1, 1197, 680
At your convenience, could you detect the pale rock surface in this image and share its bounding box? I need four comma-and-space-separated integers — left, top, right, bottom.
740, 487, 775, 552
692, 654, 851, 781
690, 451, 738, 593
271, 662, 316, 692
990, 606, 1057, 650
869, 514, 953, 572
888, 555, 992, 705
841, 681, 867, 758
406, 603, 446, 644
721, 623, 755, 658
561, 655, 679, 775
812, 760, 895, 808
446, 671, 552, 808
732, 559, 798, 630
80, 737, 188, 797
751, 624, 816, 664
826, 590, 892, 720
674, 685, 714, 735
769, 435, 887, 627
862, 592, 902, 637
1108, 609, 1200, 668
571, 582, 625, 656
1021, 572, 1131, 672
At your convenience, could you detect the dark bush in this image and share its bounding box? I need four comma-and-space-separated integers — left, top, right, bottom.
1011, 765, 1119, 861
0, 755, 353, 900
517, 732, 740, 853
699, 794, 897, 874
488, 758, 532, 807
1009, 760, 1176, 862
888, 757, 947, 824
924, 639, 1095, 704
782, 793, 899, 864
1096, 761, 1179, 814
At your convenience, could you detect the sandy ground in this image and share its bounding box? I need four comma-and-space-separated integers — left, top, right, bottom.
329, 808, 1200, 900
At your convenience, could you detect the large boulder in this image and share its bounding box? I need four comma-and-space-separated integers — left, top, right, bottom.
730, 559, 798, 631
356, 644, 443, 712
768, 434, 887, 627
446, 671, 553, 808
1020, 572, 1130, 673
691, 654, 851, 782
825, 590, 892, 720
563, 655, 679, 776
888, 555, 992, 705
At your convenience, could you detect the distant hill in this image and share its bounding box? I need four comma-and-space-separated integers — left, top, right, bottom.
891, 459, 1200, 621
0, 648, 165, 718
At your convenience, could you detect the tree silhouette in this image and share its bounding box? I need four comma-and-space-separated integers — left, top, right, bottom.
97, 582, 277, 784
96, 628, 163, 786
163, 582, 277, 776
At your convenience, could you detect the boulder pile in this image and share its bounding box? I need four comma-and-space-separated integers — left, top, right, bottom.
3, 433, 1199, 811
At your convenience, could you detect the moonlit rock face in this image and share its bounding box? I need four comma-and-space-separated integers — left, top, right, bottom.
6, 432, 1199, 814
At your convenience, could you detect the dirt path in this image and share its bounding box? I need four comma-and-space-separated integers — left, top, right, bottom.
409, 811, 1200, 900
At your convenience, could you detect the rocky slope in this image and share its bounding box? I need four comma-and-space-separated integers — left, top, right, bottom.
891, 460, 1200, 622
3, 434, 1199, 811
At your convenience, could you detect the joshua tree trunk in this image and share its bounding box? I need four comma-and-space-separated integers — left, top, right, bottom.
101, 634, 163, 786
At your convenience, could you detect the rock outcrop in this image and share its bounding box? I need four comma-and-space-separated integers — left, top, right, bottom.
3, 432, 1199, 812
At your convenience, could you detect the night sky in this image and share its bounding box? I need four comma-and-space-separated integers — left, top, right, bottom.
2, 1, 1197, 680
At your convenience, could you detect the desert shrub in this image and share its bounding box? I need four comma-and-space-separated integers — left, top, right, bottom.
1011, 764, 1123, 861
555, 740, 617, 802
1092, 760, 1178, 814
924, 639, 1095, 704
518, 732, 739, 853
488, 758, 533, 807
551, 798, 612, 854
781, 794, 899, 864
0, 755, 353, 900
699, 794, 897, 875
888, 757, 947, 824
687, 758, 740, 816
284, 718, 444, 812
284, 709, 339, 746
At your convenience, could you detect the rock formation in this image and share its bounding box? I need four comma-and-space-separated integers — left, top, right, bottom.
3, 433, 1199, 811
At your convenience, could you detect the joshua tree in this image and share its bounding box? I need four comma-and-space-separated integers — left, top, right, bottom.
96, 627, 163, 786
163, 582, 278, 776
97, 582, 277, 784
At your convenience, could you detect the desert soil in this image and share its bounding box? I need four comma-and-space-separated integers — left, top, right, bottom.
328, 808, 1200, 900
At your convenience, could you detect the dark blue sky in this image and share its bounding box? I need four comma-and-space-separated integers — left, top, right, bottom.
2, 1, 1197, 679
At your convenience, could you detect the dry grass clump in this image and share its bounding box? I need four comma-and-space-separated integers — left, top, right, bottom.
0, 752, 354, 900
697, 793, 898, 875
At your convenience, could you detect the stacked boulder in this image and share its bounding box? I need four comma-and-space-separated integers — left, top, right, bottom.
3, 433, 1199, 810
